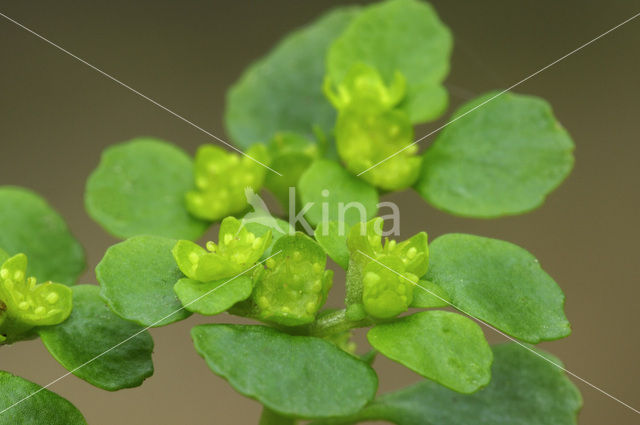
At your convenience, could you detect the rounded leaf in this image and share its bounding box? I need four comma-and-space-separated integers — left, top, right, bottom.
85, 138, 209, 239
426, 233, 571, 343
298, 160, 378, 228
368, 311, 492, 393
314, 221, 349, 269
96, 235, 191, 327
416, 92, 575, 218
327, 0, 452, 123
0, 371, 87, 425
333, 344, 581, 425
191, 324, 378, 418
38, 285, 154, 391
225, 7, 360, 148
0, 186, 85, 285
174, 276, 253, 316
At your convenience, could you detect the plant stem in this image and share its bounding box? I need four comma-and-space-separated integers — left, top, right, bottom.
259, 407, 295, 425
310, 309, 373, 337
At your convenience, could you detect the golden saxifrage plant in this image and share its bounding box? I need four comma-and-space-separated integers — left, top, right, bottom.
0, 1, 581, 424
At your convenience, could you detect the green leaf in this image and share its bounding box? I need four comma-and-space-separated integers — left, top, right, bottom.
327, 0, 452, 123
265, 132, 318, 209
225, 7, 360, 148
191, 324, 378, 418
38, 285, 154, 391
0, 186, 85, 285
96, 235, 190, 327
85, 138, 209, 239
253, 233, 333, 326
368, 311, 492, 393
426, 233, 570, 343
416, 92, 575, 218
174, 276, 253, 315
298, 160, 378, 228
410, 280, 450, 308
0, 248, 8, 266
314, 221, 349, 269
316, 344, 581, 425
0, 371, 87, 425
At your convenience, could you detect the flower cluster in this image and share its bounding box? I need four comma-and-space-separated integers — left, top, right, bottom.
324, 63, 421, 191
347, 218, 429, 318
0, 253, 72, 343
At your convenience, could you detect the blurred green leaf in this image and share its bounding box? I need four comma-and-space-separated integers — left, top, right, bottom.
314, 221, 349, 269
38, 285, 154, 391
265, 133, 318, 209
0, 371, 87, 425
85, 138, 208, 239
368, 311, 492, 393
0, 186, 85, 285
96, 235, 190, 327
191, 324, 378, 418
313, 344, 581, 425
225, 7, 360, 148
426, 233, 570, 343
416, 92, 575, 218
410, 280, 450, 308
327, 0, 452, 123
298, 160, 378, 228
174, 276, 253, 316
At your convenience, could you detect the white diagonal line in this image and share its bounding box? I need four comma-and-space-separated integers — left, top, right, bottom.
0, 12, 282, 176
357, 10, 640, 177
0, 250, 282, 416
357, 249, 640, 415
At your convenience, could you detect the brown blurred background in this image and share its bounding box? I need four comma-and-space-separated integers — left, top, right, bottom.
1, 1, 639, 424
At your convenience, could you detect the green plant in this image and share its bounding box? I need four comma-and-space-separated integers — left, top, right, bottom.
0, 1, 584, 424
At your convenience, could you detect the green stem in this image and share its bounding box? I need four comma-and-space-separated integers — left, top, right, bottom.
259, 407, 295, 425
310, 309, 373, 337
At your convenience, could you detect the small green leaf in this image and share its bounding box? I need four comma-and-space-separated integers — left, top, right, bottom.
225, 7, 360, 148
0, 186, 85, 285
191, 324, 378, 418
0, 371, 88, 425
327, 0, 452, 123
410, 280, 450, 309
185, 144, 269, 221
426, 233, 570, 343
96, 235, 190, 327
368, 311, 492, 393
416, 92, 575, 218
253, 233, 332, 326
174, 276, 253, 316
298, 160, 378, 228
85, 138, 209, 239
265, 132, 318, 209
0, 249, 8, 266
314, 221, 349, 269
38, 285, 154, 391
317, 344, 581, 425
